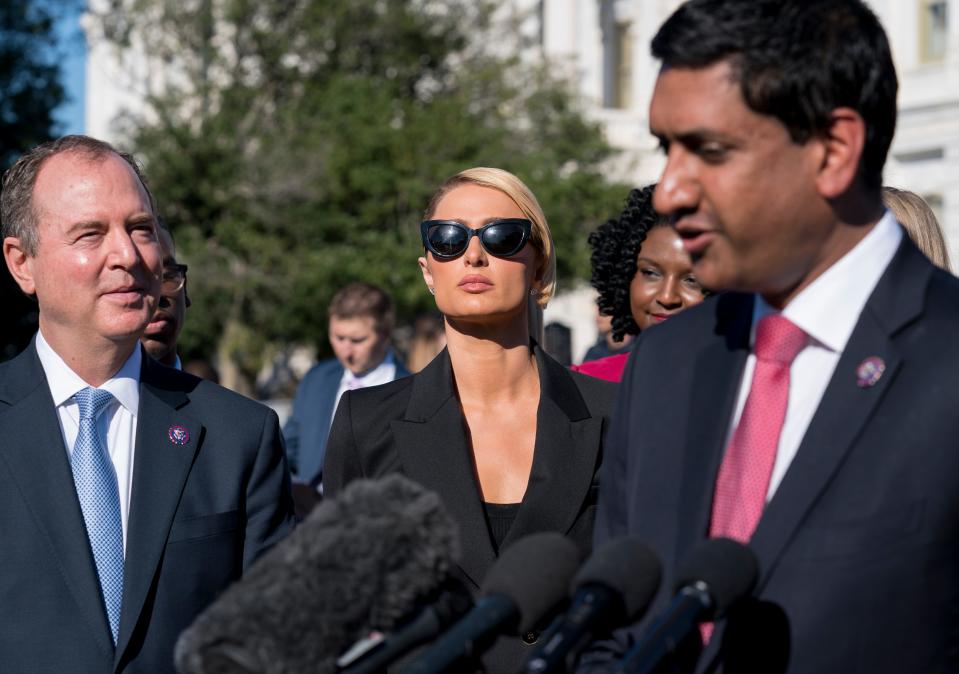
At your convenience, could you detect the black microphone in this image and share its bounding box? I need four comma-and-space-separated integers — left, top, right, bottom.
614, 538, 759, 674
399, 532, 581, 674
174, 474, 459, 674
338, 581, 473, 674
520, 537, 663, 674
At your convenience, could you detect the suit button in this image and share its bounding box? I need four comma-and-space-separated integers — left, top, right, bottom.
522, 631, 539, 645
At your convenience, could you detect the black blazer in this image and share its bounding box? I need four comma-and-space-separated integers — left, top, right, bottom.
0, 343, 295, 673
582, 238, 959, 673
284, 354, 411, 485
325, 344, 617, 672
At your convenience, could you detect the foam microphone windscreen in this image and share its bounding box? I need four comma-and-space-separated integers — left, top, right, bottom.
480, 532, 582, 634
174, 474, 459, 674
572, 537, 662, 619
673, 537, 758, 618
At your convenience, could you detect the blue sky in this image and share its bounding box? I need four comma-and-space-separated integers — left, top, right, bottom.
52, 3, 86, 135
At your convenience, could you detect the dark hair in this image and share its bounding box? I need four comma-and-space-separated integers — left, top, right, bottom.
589, 185, 669, 341
651, 0, 897, 191
328, 281, 395, 335
1, 134, 157, 255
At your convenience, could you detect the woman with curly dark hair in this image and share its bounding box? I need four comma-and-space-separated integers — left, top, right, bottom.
573, 184, 707, 381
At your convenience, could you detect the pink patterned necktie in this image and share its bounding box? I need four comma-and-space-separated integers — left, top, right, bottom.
701, 315, 806, 646
709, 314, 807, 543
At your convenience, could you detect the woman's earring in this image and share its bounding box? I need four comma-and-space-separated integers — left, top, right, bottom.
530, 288, 539, 296
429, 287, 436, 295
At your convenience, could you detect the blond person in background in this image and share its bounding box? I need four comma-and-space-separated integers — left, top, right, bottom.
883, 186, 952, 271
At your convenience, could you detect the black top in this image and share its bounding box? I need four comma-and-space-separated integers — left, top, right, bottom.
483, 502, 521, 553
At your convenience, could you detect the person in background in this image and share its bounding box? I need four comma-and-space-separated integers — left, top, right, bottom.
573, 184, 707, 381
580, 311, 634, 363
405, 311, 447, 373
283, 281, 409, 513
0, 134, 293, 673
882, 186, 952, 271
325, 167, 617, 674
183, 358, 220, 383
140, 218, 190, 367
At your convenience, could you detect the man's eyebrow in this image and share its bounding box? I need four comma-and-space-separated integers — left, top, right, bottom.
127, 213, 157, 226
656, 128, 740, 146
65, 219, 106, 235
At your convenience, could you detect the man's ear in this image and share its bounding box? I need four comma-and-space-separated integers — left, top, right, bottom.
3, 237, 36, 296
184, 279, 192, 308
815, 107, 867, 199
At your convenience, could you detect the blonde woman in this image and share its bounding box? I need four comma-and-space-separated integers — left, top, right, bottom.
883, 186, 952, 271
324, 168, 616, 673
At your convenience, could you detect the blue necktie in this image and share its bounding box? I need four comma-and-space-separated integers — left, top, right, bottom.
72, 387, 124, 645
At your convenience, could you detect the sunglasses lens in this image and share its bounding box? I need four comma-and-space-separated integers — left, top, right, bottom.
427, 223, 469, 257
482, 223, 527, 256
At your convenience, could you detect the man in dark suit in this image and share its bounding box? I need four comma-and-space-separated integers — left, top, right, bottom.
284, 281, 409, 511
0, 135, 294, 673
140, 219, 190, 369
583, 1, 959, 672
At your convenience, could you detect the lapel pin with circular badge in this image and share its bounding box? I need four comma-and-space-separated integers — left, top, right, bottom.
855, 356, 885, 388
167, 424, 190, 445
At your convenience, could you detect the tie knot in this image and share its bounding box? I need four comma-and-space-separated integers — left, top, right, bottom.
754, 314, 807, 364
74, 387, 115, 421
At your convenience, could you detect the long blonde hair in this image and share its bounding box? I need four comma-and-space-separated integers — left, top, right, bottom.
883, 186, 952, 272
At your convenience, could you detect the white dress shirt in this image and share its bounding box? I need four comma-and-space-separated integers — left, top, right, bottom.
36, 331, 141, 551
726, 211, 903, 500
332, 349, 398, 422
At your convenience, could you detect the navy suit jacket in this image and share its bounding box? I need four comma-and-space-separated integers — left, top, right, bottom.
0, 342, 295, 673
284, 354, 409, 484
583, 239, 959, 673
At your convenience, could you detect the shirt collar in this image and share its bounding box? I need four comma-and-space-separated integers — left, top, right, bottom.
36, 330, 142, 415
342, 348, 395, 385
752, 210, 902, 353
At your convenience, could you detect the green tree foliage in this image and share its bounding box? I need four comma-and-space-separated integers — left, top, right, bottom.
96, 0, 628, 381
0, 0, 72, 360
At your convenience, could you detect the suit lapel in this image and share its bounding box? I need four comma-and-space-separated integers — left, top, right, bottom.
391, 351, 496, 588
392, 345, 606, 585
748, 242, 926, 589
0, 344, 115, 658
675, 294, 753, 562
115, 356, 202, 663
504, 345, 602, 548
